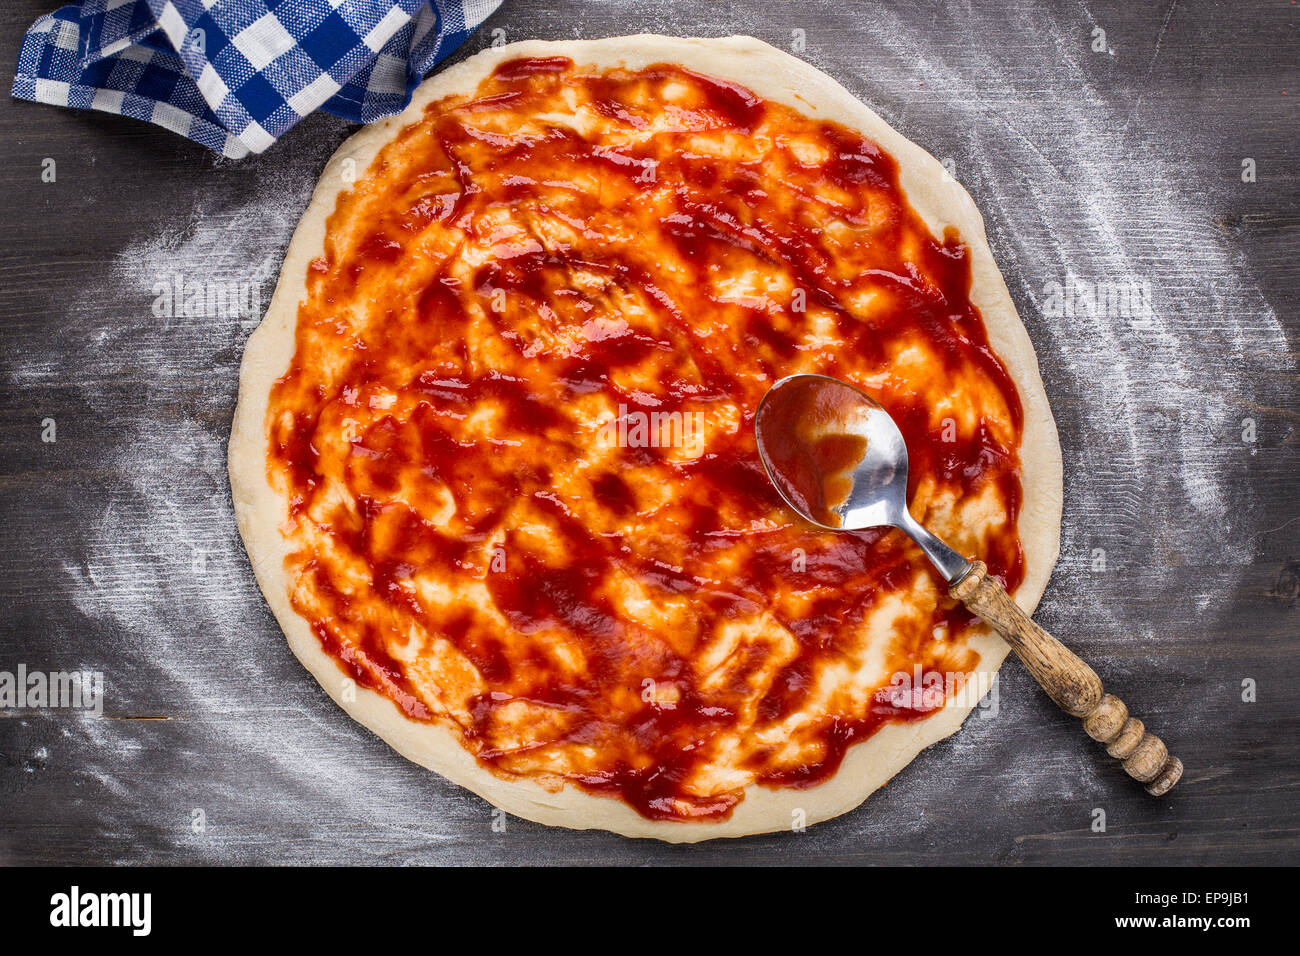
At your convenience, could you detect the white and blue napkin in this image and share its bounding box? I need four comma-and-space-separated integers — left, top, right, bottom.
13, 1, 504, 158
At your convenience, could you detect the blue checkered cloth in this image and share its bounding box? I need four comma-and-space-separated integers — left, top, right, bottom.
12, 1, 503, 158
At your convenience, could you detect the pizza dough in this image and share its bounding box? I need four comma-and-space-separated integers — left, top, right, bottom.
229, 35, 1063, 841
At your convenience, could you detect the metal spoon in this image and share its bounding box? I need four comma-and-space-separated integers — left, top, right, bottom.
755, 373, 1182, 795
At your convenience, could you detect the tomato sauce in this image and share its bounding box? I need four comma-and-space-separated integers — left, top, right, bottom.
265, 56, 1025, 820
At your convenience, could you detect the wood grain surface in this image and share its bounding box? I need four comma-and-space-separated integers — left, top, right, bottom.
0, 0, 1296, 865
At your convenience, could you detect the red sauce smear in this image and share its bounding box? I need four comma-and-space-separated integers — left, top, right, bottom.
266, 56, 1026, 822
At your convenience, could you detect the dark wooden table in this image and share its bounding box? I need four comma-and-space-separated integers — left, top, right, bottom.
1, 0, 1296, 866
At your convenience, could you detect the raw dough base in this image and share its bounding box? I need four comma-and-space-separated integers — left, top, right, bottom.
228, 35, 1064, 842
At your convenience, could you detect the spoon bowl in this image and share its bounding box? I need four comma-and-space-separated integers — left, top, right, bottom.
755, 373, 970, 582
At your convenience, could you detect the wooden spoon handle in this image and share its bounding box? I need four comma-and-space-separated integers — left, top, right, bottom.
950, 561, 1183, 796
